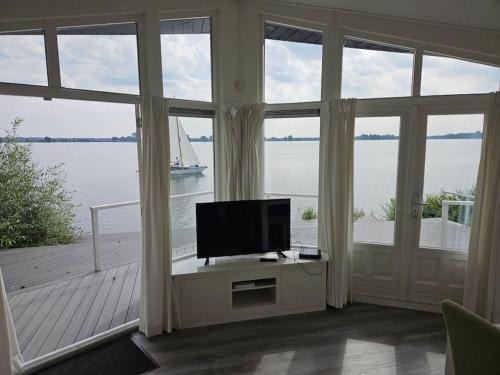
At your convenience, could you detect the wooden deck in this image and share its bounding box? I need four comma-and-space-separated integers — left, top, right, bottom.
6, 262, 141, 361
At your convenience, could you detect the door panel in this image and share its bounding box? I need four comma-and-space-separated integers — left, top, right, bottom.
408, 112, 483, 304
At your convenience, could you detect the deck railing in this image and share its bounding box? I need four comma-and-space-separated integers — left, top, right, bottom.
90, 190, 475, 271
440, 200, 474, 248
90, 190, 213, 271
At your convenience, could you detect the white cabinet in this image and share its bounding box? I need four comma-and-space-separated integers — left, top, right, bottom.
172, 252, 327, 328
282, 267, 325, 311
178, 276, 228, 326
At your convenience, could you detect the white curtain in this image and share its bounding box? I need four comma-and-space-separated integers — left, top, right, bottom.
0, 269, 23, 375
218, 103, 265, 201
139, 96, 172, 337
318, 98, 357, 308
463, 92, 500, 322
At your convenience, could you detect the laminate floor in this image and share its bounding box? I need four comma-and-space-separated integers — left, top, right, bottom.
132, 303, 447, 375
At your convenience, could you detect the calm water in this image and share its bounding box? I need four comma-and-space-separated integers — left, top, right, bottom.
28, 139, 482, 234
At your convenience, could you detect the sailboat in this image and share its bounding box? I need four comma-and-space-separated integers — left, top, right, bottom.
170, 117, 207, 176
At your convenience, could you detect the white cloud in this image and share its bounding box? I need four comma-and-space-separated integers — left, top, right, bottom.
161, 34, 212, 101
342, 48, 413, 98
421, 55, 500, 95
58, 35, 140, 94
265, 39, 322, 103
0, 35, 47, 85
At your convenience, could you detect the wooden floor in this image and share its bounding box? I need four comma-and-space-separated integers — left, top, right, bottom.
7, 262, 141, 361
133, 303, 447, 375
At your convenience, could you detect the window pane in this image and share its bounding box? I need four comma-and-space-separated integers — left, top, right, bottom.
160, 18, 212, 101
421, 54, 500, 95
0, 30, 47, 85
169, 116, 214, 258
342, 38, 414, 98
265, 22, 322, 103
57, 23, 140, 94
354, 117, 400, 245
419, 114, 483, 251
0, 95, 140, 359
264, 117, 320, 247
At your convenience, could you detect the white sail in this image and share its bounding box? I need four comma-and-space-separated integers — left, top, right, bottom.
169, 117, 200, 166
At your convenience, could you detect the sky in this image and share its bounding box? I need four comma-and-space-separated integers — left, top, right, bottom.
0, 29, 498, 138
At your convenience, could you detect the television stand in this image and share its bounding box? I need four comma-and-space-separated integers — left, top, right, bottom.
172, 250, 328, 328
204, 257, 209, 266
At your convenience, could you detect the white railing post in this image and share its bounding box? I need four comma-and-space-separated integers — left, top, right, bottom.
464, 204, 471, 227
441, 201, 449, 249
90, 207, 102, 272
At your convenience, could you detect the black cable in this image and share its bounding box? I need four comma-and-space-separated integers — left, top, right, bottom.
285, 235, 325, 276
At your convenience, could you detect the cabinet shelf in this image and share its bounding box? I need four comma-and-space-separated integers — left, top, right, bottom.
232, 278, 276, 292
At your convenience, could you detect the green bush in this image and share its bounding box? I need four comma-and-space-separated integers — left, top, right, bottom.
382, 190, 473, 223
301, 207, 317, 220
353, 208, 365, 222
381, 198, 397, 221
0, 118, 80, 249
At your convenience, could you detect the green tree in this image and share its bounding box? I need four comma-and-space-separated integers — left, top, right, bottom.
0, 118, 80, 249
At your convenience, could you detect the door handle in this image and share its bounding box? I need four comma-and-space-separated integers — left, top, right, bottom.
412, 192, 425, 217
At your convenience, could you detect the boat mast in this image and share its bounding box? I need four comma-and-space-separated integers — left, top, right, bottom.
176, 117, 183, 166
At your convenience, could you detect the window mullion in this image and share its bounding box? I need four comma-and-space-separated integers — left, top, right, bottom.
44, 25, 62, 90
412, 48, 423, 97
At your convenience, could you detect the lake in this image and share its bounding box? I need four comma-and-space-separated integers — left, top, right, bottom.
28, 139, 482, 235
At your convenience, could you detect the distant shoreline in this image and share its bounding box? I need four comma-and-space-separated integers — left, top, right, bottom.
6, 131, 482, 143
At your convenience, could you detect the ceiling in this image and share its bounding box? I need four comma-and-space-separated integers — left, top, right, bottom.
274, 0, 500, 32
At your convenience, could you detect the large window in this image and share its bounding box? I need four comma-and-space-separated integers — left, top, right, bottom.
264, 22, 322, 103
421, 53, 500, 95
0, 30, 47, 85
342, 38, 414, 98
57, 23, 140, 94
160, 18, 212, 101
419, 114, 484, 251
354, 117, 400, 245
264, 117, 320, 247
169, 116, 214, 258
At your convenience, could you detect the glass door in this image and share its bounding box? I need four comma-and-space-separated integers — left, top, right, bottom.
351, 110, 407, 301
408, 111, 485, 304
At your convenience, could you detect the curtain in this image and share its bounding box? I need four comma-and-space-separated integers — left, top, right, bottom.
139, 96, 172, 337
318, 98, 357, 308
0, 269, 23, 375
463, 92, 500, 322
218, 103, 265, 201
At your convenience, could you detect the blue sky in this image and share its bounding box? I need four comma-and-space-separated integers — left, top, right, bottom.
0, 32, 498, 138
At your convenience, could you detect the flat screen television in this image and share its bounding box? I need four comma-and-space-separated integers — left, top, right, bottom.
196, 199, 290, 260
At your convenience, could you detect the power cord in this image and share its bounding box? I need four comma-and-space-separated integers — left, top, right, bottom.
282, 235, 325, 276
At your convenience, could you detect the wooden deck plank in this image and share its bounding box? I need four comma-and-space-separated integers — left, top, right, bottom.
75, 268, 118, 342
22, 277, 83, 361
6, 293, 25, 311
14, 284, 56, 335
37, 274, 95, 357
17, 280, 70, 359
126, 264, 142, 321
10, 288, 42, 322
110, 262, 140, 329
93, 264, 130, 335
56, 271, 107, 350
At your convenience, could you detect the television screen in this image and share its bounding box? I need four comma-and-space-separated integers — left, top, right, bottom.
196, 199, 290, 259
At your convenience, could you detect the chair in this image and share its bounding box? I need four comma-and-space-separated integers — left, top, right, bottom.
441, 300, 500, 375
